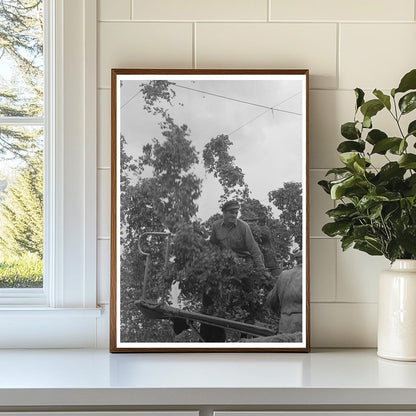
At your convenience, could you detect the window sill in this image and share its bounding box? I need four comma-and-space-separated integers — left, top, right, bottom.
0, 307, 104, 348
0, 349, 415, 410
0, 306, 102, 316
0, 288, 47, 306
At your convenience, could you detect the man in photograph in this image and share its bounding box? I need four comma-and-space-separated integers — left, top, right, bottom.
266, 249, 303, 334
199, 200, 272, 342
209, 200, 268, 273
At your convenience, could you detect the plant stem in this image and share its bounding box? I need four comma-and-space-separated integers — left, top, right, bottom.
390, 97, 406, 139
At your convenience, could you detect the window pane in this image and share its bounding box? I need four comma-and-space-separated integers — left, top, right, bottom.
0, 126, 43, 288
0, 0, 44, 291
0, 0, 44, 117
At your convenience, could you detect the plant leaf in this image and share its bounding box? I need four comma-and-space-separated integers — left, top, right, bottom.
355, 88, 365, 110
390, 139, 408, 155
399, 154, 416, 169
341, 235, 355, 251
399, 92, 416, 115
339, 152, 360, 167
337, 140, 365, 153
326, 203, 357, 220
353, 158, 366, 174
357, 195, 389, 212
399, 139, 407, 154
322, 221, 351, 237
386, 239, 402, 262
398, 226, 416, 255
325, 167, 351, 176
366, 129, 387, 145
407, 120, 416, 138
330, 175, 367, 200
395, 69, 416, 94
360, 99, 384, 119
341, 122, 361, 140
371, 137, 402, 154
354, 241, 383, 256
330, 176, 354, 199
318, 180, 331, 194
369, 203, 383, 219
373, 89, 391, 110
352, 225, 374, 240
377, 162, 406, 181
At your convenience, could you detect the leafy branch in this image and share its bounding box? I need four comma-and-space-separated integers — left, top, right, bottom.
319, 69, 416, 262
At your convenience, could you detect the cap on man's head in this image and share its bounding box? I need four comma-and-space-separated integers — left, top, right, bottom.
221, 200, 240, 212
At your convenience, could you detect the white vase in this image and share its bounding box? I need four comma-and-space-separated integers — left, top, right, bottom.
378, 259, 416, 361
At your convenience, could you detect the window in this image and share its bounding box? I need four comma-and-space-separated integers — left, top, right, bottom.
0, 0, 100, 348
0, 0, 45, 292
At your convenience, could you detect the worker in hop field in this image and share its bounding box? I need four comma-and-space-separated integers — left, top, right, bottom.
267, 249, 303, 334
209, 200, 269, 273
201, 200, 271, 342
239, 249, 303, 343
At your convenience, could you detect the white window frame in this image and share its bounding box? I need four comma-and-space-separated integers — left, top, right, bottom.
0, 0, 101, 348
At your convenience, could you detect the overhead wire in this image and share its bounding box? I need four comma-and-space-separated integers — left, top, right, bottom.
227, 91, 302, 136
174, 83, 302, 115
120, 82, 302, 117
121, 88, 142, 109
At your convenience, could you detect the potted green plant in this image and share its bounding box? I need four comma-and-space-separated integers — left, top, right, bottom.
319, 68, 416, 361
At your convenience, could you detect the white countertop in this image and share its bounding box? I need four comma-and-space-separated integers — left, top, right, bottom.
1, 348, 416, 408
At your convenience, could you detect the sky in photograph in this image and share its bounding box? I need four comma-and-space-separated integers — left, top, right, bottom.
119, 76, 305, 221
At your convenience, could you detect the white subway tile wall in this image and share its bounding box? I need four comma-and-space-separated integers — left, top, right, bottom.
339, 24, 416, 90
97, 0, 416, 347
310, 239, 336, 302
98, 22, 193, 88
97, 239, 110, 305
97, 169, 111, 239
196, 23, 338, 89
98, 90, 111, 168
132, 0, 269, 21
99, 0, 131, 21
311, 303, 378, 347
270, 0, 414, 22
336, 246, 389, 303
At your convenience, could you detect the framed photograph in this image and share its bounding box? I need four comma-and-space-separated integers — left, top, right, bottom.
110, 69, 310, 352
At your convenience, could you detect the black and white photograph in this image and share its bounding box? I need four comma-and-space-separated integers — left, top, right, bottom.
110, 69, 309, 352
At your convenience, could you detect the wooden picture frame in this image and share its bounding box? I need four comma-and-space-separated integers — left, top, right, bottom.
110, 69, 310, 352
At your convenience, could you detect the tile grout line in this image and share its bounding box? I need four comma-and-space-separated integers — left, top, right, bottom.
193, 22, 197, 69
336, 22, 340, 90
267, 0, 271, 22
311, 301, 378, 305
98, 19, 415, 24
333, 229, 338, 303
130, 0, 133, 20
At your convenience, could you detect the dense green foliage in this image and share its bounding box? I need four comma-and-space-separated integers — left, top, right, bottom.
203, 134, 250, 204
319, 69, 416, 262
0, 252, 42, 288
120, 80, 303, 342
171, 224, 277, 333
0, 155, 43, 257
0, 0, 43, 159
269, 181, 303, 249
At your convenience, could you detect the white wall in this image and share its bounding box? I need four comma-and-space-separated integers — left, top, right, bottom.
96, 0, 416, 348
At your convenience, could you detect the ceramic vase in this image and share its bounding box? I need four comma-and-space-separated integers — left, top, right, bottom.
378, 259, 416, 361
